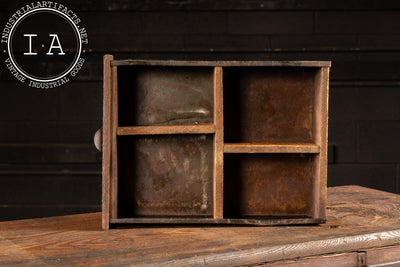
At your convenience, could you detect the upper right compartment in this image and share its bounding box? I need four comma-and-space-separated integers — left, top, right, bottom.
223, 67, 319, 143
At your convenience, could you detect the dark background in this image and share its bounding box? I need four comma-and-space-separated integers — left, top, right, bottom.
1, 0, 400, 221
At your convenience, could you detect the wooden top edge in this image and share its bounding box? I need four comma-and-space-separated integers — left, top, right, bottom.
110, 59, 331, 67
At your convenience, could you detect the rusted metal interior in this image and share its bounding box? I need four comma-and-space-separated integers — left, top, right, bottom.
102, 57, 330, 228
223, 67, 316, 143
224, 153, 315, 218
118, 135, 214, 218
118, 66, 214, 126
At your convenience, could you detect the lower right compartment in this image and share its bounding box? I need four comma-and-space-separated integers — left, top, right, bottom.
224, 153, 316, 219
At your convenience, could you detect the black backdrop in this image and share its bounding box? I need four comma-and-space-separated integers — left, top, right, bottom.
1, 0, 400, 221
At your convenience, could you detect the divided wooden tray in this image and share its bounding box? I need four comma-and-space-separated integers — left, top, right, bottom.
101, 56, 330, 229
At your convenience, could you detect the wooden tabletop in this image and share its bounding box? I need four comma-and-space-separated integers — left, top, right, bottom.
1, 185, 400, 266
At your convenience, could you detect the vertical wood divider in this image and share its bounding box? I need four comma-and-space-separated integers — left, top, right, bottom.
213, 67, 224, 219
110, 65, 119, 219
312, 67, 329, 220
102, 54, 113, 230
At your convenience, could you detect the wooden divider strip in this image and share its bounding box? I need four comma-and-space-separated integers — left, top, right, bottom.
224, 143, 320, 153
102, 54, 113, 230
117, 125, 215, 135
110, 65, 118, 219
213, 67, 224, 219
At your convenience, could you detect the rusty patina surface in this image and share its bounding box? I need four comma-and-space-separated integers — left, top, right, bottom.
118, 66, 214, 126
118, 134, 213, 217
224, 67, 316, 143
224, 153, 314, 217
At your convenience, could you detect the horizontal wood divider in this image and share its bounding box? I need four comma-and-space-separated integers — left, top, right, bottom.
117, 124, 216, 136
224, 143, 320, 153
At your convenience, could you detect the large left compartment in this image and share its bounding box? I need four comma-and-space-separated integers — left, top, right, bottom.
107, 62, 217, 225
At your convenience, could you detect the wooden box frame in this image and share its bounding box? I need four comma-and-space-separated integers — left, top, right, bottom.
102, 55, 330, 229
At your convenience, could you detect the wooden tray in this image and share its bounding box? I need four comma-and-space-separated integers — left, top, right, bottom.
101, 56, 330, 229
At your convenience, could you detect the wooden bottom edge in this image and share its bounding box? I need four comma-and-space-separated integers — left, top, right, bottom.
109, 217, 325, 226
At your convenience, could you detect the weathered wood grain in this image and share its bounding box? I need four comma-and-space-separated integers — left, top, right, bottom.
312, 66, 329, 220
110, 217, 321, 226
111, 59, 331, 67
213, 67, 224, 219
224, 143, 320, 153
110, 65, 118, 219
258, 252, 360, 266
366, 245, 400, 265
101, 55, 113, 230
116, 124, 215, 135
2, 186, 400, 266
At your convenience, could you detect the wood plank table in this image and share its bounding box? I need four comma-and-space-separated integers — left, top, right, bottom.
2, 185, 400, 266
